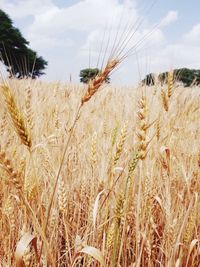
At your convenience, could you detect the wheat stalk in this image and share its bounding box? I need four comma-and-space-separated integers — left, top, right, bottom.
112, 192, 125, 267
4, 195, 16, 232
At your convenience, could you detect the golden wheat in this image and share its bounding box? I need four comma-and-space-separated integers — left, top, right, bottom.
0, 78, 199, 267
1, 84, 31, 148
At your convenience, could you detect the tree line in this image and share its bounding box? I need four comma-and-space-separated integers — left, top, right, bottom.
142, 68, 200, 87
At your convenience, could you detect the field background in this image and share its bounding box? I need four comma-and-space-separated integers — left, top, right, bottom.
0, 78, 200, 266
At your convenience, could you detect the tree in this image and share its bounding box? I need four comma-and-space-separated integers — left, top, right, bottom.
80, 68, 110, 84
142, 73, 155, 86
142, 68, 200, 87
0, 9, 47, 78
175, 68, 200, 87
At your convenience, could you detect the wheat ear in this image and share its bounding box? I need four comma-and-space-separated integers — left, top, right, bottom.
113, 122, 128, 165
137, 96, 148, 160
1, 85, 31, 148
25, 85, 34, 130
167, 70, 173, 98
58, 178, 67, 213
81, 59, 119, 105
161, 89, 169, 112
155, 116, 160, 141
0, 149, 22, 190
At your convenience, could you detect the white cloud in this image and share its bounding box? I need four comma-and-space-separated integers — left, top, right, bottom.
144, 44, 200, 73
160, 11, 178, 27
27, 0, 139, 39
22, 0, 145, 68
137, 28, 200, 80
0, 0, 54, 19
184, 23, 200, 45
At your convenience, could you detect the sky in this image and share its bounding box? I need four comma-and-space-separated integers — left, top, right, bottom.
0, 0, 200, 85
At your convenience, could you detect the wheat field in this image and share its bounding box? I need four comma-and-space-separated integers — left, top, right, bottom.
0, 76, 200, 267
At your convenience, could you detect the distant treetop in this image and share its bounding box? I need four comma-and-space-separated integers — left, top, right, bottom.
80, 68, 110, 84
142, 68, 200, 87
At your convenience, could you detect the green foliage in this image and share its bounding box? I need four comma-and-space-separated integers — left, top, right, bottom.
142, 73, 155, 86
0, 9, 47, 78
80, 68, 110, 84
175, 68, 200, 87
142, 68, 200, 87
